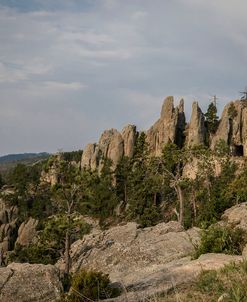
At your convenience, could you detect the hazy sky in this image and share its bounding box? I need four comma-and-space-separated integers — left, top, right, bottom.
1, 0, 247, 155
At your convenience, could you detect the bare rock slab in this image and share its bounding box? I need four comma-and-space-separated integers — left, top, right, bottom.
0, 263, 63, 302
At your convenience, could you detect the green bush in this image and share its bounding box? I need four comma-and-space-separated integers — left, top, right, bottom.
196, 270, 224, 294
195, 225, 247, 259
139, 206, 162, 228
68, 270, 120, 301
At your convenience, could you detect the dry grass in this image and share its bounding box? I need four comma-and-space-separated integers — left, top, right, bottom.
154, 260, 247, 302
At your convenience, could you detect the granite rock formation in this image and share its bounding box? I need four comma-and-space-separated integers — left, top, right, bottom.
146, 96, 186, 156
0, 263, 63, 302
186, 101, 206, 146
15, 217, 38, 247
0, 197, 18, 254
80, 98, 247, 172
211, 100, 247, 156
81, 126, 137, 171
56, 203, 247, 301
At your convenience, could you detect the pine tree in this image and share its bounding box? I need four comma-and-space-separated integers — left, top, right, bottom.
204, 102, 219, 134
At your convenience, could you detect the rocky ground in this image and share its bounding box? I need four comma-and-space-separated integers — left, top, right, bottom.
0, 203, 247, 301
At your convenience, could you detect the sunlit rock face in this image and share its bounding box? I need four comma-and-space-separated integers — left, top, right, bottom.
146, 96, 186, 156
185, 101, 206, 146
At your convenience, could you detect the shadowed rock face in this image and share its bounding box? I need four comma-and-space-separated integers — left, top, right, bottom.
0, 199, 18, 254
146, 97, 186, 156
211, 101, 247, 156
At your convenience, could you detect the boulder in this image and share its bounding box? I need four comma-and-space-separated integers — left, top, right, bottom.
0, 263, 63, 302
15, 217, 38, 247
57, 221, 200, 292
221, 202, 247, 231
108, 253, 242, 302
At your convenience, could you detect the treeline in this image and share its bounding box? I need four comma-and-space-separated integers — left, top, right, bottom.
2, 134, 246, 230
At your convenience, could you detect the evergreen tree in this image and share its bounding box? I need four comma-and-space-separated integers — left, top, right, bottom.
204, 102, 219, 135
115, 156, 132, 205
0, 173, 4, 189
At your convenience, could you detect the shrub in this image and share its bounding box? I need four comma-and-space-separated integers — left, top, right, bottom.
139, 206, 162, 228
196, 270, 224, 294
194, 225, 247, 259
68, 270, 120, 302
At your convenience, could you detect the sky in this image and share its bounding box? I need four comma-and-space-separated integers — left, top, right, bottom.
1, 0, 247, 155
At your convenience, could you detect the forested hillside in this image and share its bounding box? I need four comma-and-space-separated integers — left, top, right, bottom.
1, 99, 247, 301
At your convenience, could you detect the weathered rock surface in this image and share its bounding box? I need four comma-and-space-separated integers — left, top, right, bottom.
211, 100, 247, 155
81, 126, 137, 171
121, 125, 137, 158
0, 198, 18, 253
146, 97, 186, 156
57, 210, 247, 301
0, 262, 63, 302
221, 202, 247, 231
80, 143, 98, 170
57, 221, 200, 298
15, 217, 38, 247
186, 101, 206, 146
106, 253, 242, 302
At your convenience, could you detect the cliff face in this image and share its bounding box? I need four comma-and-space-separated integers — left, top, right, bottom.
80, 97, 247, 171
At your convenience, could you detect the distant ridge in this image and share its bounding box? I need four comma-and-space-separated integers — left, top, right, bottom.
0, 152, 49, 164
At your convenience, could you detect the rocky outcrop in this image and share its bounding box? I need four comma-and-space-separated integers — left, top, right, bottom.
121, 125, 137, 158
57, 221, 200, 295
109, 253, 242, 302
15, 217, 38, 247
80, 98, 247, 173
186, 101, 206, 146
0, 263, 63, 302
81, 126, 137, 171
146, 97, 186, 156
0, 198, 18, 254
98, 129, 124, 169
221, 202, 247, 231
56, 209, 247, 301
211, 101, 247, 156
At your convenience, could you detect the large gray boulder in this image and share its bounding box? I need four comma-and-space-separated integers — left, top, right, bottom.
0, 263, 63, 302
221, 202, 247, 231
15, 217, 38, 247
57, 221, 200, 291
107, 253, 242, 302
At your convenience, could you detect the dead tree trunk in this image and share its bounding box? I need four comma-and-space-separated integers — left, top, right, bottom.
176, 184, 184, 227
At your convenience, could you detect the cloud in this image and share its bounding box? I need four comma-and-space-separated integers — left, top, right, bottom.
42, 81, 87, 91
0, 0, 247, 155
